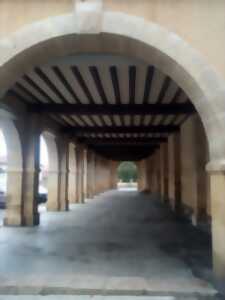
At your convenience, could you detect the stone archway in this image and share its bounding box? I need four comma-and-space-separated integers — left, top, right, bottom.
42, 131, 59, 211
0, 2, 225, 288
0, 109, 23, 225
0, 8, 225, 166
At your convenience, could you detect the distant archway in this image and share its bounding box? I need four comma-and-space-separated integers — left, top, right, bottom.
37, 135, 49, 212
41, 131, 59, 211
117, 161, 138, 191
0, 111, 23, 225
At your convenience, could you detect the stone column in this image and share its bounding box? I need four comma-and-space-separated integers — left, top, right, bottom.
146, 154, 160, 194
168, 132, 181, 213
68, 143, 77, 204
21, 114, 40, 226
57, 135, 69, 211
0, 116, 23, 226
86, 150, 95, 198
4, 168, 23, 226
94, 154, 98, 195
83, 148, 88, 200
47, 169, 60, 211
206, 165, 225, 293
76, 145, 85, 203
180, 115, 209, 225
76, 145, 81, 203
94, 154, 101, 195
110, 160, 119, 190
91, 151, 96, 197
160, 142, 168, 202
137, 161, 143, 191
91, 152, 96, 197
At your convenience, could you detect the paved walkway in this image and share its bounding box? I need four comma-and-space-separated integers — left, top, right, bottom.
0, 190, 218, 297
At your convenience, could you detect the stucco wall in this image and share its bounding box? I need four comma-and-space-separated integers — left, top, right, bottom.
105, 0, 225, 81
0, 0, 72, 38
0, 0, 225, 81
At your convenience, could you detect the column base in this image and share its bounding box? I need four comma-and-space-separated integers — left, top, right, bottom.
3, 204, 23, 226
23, 212, 40, 226
3, 216, 23, 227
47, 202, 59, 212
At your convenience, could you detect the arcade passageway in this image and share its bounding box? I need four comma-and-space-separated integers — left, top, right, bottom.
1, 1, 225, 296
0, 190, 216, 297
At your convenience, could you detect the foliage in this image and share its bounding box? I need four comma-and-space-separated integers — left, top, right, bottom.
117, 161, 137, 182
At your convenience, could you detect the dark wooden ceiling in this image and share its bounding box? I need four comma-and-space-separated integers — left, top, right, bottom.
8, 55, 195, 161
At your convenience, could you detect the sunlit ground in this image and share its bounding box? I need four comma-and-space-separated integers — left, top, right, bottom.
117, 182, 138, 191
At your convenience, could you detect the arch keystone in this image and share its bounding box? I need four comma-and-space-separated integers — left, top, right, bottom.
74, 0, 103, 34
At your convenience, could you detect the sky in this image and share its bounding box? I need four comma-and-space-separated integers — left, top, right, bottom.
0, 130, 48, 167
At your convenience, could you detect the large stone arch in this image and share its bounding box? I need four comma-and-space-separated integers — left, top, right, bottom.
42, 131, 60, 211
0, 11, 225, 168
0, 109, 23, 225
0, 5, 225, 287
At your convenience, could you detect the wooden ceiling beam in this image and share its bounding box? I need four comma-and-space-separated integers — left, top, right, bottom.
29, 103, 195, 115
91, 145, 157, 161
64, 125, 179, 135
80, 137, 167, 145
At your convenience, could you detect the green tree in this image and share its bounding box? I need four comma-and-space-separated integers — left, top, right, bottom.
117, 161, 137, 183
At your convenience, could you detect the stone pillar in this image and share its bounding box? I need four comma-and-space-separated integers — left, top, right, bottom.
76, 145, 85, 203
180, 115, 209, 225
160, 142, 168, 202
94, 154, 102, 194
83, 148, 88, 200
86, 150, 95, 198
90, 151, 96, 197
110, 160, 118, 189
4, 168, 23, 226
47, 169, 60, 211
206, 166, 225, 293
168, 132, 181, 213
1, 117, 23, 226
137, 160, 148, 191
68, 143, 77, 204
44, 132, 60, 212
75, 146, 81, 202
146, 152, 161, 194
57, 135, 69, 211
94, 155, 99, 195
21, 114, 40, 226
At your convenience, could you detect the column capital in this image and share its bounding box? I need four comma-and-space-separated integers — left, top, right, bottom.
206, 160, 225, 173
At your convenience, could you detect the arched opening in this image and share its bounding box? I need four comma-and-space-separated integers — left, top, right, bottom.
0, 113, 23, 226
37, 135, 49, 213
117, 161, 137, 191
40, 131, 59, 212
0, 8, 224, 293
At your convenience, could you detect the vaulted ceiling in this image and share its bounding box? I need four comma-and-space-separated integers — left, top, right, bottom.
8, 54, 195, 161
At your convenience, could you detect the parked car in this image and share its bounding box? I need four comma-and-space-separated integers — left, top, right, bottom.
37, 186, 47, 204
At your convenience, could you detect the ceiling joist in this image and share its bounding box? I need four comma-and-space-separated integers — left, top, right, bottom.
79, 137, 167, 145
29, 103, 195, 115
64, 125, 179, 135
